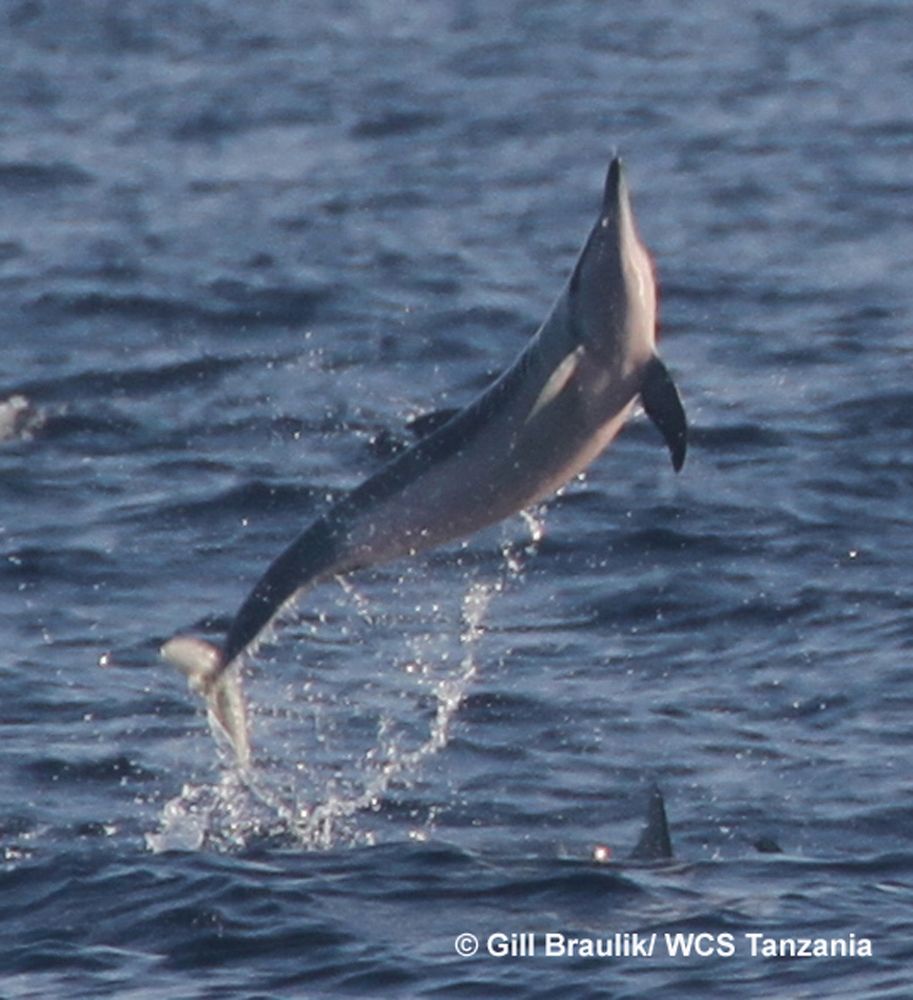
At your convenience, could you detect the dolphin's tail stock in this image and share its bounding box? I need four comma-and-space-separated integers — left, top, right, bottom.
162, 635, 251, 767
161, 518, 346, 768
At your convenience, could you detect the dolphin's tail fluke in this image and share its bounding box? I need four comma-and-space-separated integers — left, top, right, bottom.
162, 636, 251, 767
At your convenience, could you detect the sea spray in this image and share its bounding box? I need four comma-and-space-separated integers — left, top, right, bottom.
150, 514, 545, 852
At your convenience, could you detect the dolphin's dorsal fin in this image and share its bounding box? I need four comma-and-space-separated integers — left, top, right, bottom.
628, 784, 673, 861
407, 408, 461, 439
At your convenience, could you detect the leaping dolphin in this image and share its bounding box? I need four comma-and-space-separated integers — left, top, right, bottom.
163, 157, 687, 766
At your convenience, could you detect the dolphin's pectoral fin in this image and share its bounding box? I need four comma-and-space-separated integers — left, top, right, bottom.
527, 346, 585, 424
640, 355, 687, 472
162, 636, 251, 768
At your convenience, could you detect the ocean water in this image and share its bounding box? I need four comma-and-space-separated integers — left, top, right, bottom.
1, 1, 912, 996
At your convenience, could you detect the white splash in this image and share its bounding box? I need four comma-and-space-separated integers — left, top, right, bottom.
150, 509, 545, 853
0, 395, 47, 442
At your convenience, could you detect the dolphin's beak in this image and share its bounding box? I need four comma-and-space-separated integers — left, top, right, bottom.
602, 156, 625, 217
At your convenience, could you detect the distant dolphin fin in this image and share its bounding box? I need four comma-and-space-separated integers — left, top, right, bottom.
628, 784, 674, 861
641, 355, 687, 472
162, 636, 251, 767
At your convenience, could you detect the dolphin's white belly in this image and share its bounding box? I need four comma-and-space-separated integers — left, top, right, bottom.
339, 377, 638, 568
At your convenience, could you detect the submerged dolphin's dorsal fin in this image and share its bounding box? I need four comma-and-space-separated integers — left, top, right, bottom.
641, 355, 687, 472
628, 784, 674, 862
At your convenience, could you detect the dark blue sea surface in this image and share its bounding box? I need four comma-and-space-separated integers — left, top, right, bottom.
1, 1, 912, 997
